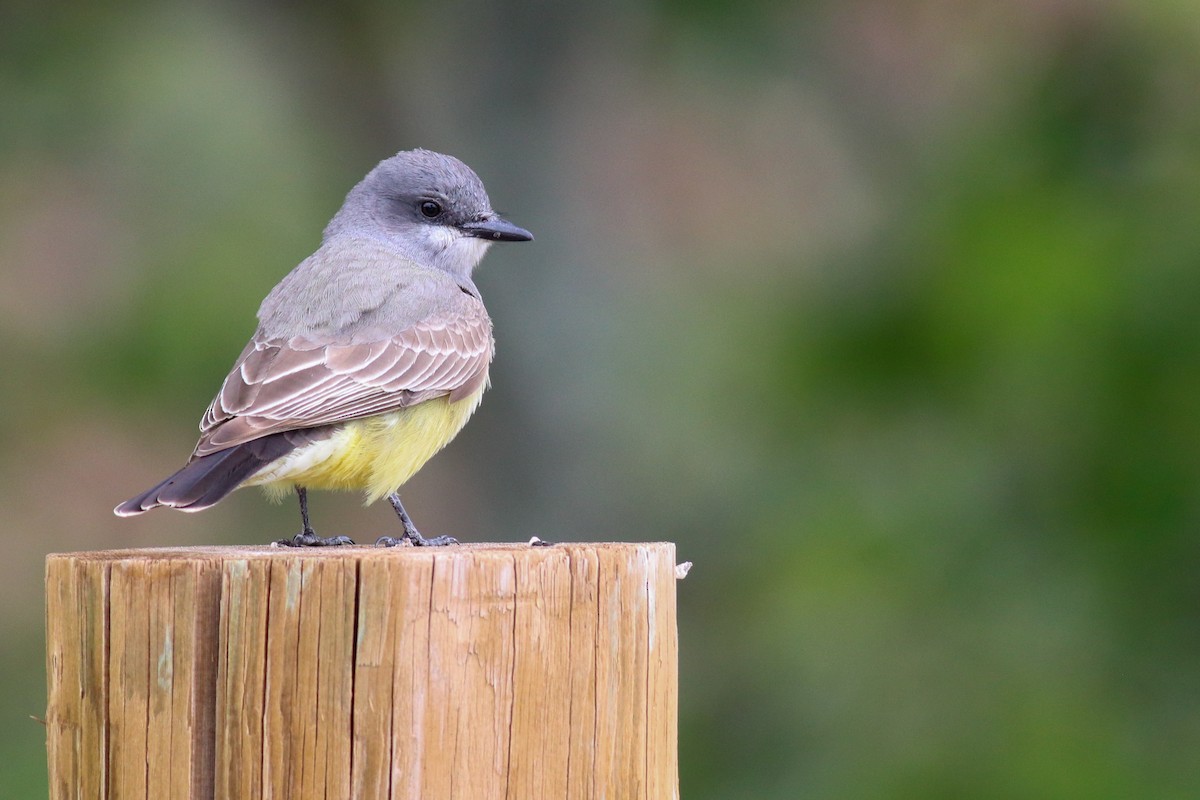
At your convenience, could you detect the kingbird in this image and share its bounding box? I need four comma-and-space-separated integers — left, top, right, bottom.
114, 149, 533, 546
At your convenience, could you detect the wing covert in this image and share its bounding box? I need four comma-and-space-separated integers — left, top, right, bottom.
195, 309, 493, 456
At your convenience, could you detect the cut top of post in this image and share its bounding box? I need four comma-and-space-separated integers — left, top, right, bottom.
46, 541, 681, 800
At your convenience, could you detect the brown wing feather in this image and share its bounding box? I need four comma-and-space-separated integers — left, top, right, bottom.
194, 309, 493, 457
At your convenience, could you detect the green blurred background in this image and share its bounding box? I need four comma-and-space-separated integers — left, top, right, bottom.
4, 0, 1200, 796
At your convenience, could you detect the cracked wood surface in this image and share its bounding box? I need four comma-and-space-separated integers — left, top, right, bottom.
46, 542, 679, 799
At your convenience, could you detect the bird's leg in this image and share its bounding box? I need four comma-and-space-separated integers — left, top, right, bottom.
275, 486, 355, 547
377, 493, 458, 547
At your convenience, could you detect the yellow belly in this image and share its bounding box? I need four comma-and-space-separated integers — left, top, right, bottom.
244, 388, 484, 504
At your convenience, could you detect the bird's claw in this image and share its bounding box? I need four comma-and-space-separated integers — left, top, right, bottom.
376, 531, 459, 548
275, 531, 355, 547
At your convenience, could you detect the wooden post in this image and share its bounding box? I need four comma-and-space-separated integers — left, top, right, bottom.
45, 542, 680, 799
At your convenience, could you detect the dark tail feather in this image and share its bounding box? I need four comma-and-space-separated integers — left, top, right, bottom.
113, 430, 327, 516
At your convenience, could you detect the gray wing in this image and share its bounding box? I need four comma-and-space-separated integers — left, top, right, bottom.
194, 307, 493, 457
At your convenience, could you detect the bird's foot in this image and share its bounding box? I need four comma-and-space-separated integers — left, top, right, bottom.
375, 530, 459, 548
275, 530, 355, 547
279, 488, 352, 546
381, 492, 458, 546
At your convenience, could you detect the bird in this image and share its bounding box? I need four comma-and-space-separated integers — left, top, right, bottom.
114, 149, 533, 546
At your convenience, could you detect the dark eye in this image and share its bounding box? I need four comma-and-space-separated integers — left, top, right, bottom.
419, 200, 442, 218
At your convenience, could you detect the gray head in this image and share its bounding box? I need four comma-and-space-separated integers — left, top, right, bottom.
325, 148, 533, 280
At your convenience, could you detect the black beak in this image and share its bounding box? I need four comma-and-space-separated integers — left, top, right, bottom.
460, 214, 534, 242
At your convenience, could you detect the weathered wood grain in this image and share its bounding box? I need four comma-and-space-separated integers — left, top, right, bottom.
46, 543, 680, 799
